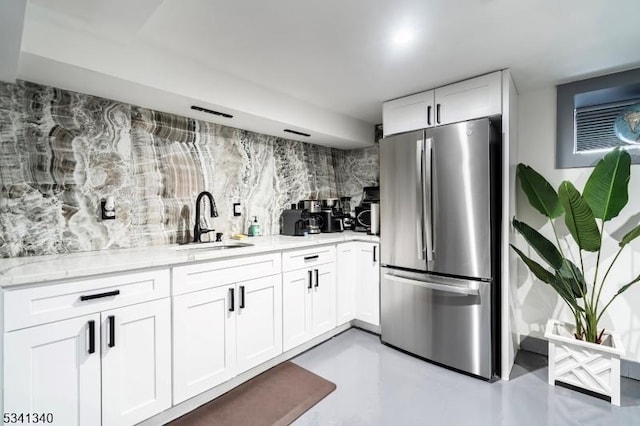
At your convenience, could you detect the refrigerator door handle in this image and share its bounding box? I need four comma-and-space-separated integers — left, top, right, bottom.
383, 273, 480, 296
423, 137, 433, 262
416, 139, 425, 260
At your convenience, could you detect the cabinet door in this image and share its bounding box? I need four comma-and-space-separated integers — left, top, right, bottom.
356, 243, 381, 326
434, 71, 502, 125
101, 299, 171, 426
336, 243, 356, 325
282, 269, 313, 351
311, 263, 337, 337
4, 315, 101, 426
236, 275, 283, 373
383, 90, 434, 136
173, 286, 236, 404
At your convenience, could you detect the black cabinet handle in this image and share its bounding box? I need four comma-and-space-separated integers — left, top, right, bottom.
88, 320, 96, 354
108, 315, 115, 348
314, 269, 319, 288
427, 105, 432, 126
436, 104, 441, 124
373, 246, 377, 262
229, 288, 235, 312
308, 270, 313, 289
80, 290, 120, 301
240, 285, 246, 309
304, 255, 319, 261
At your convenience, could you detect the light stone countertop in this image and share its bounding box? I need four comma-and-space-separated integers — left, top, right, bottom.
0, 232, 380, 288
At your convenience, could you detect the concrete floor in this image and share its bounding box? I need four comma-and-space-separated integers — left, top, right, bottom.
292, 328, 640, 426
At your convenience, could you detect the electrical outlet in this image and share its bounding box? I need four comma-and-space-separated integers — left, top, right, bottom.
233, 203, 241, 216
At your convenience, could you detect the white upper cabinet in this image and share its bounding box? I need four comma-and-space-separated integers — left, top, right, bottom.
434, 71, 502, 126
382, 90, 434, 136
383, 71, 502, 136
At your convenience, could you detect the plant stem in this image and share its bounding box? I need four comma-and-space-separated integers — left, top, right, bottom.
595, 245, 624, 316
591, 219, 604, 309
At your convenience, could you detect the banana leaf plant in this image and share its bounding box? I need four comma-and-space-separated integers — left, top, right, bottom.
512, 148, 640, 344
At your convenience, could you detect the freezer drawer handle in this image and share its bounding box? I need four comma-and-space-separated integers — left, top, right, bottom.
80, 290, 120, 301
383, 274, 480, 296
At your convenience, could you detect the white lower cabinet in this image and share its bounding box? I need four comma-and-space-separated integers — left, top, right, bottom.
4, 314, 102, 426
355, 242, 380, 326
172, 274, 282, 404
336, 242, 356, 325
235, 276, 283, 373
101, 299, 172, 426
282, 262, 336, 351
4, 297, 171, 426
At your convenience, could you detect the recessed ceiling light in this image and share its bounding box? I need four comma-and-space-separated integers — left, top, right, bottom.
393, 29, 414, 46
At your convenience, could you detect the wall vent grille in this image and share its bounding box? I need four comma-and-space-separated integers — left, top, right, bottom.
575, 100, 639, 153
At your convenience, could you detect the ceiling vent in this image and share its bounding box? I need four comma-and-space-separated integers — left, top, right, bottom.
575, 99, 639, 153
190, 105, 233, 118
284, 129, 311, 137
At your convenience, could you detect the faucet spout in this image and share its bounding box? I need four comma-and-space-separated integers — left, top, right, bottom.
193, 191, 219, 243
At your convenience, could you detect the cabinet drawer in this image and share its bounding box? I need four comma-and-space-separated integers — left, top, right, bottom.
282, 245, 336, 272
172, 253, 281, 295
4, 269, 170, 331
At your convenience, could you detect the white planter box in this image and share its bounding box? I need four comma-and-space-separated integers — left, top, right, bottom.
545, 319, 624, 406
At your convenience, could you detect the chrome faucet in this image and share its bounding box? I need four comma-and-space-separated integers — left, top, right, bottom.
193, 191, 219, 243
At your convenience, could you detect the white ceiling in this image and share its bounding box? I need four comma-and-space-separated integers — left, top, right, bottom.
12, 0, 640, 147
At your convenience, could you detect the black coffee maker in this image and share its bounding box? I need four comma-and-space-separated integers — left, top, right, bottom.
281, 205, 309, 236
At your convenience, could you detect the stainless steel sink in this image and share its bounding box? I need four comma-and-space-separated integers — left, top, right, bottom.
171, 241, 254, 251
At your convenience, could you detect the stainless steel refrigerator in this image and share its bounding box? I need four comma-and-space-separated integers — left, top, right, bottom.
379, 117, 501, 380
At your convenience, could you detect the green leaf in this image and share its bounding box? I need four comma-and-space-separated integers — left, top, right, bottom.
510, 244, 555, 284
511, 244, 582, 312
557, 259, 586, 298
512, 218, 563, 269
583, 148, 631, 222
616, 274, 640, 297
558, 181, 601, 252
517, 164, 564, 219
620, 223, 640, 247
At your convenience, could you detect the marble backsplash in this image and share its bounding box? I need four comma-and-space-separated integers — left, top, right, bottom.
0, 81, 378, 258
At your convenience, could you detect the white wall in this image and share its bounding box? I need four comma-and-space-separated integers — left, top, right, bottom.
516, 87, 640, 361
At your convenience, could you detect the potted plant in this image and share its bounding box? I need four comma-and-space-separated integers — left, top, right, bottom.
512, 147, 640, 406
